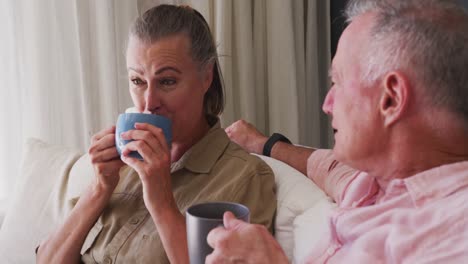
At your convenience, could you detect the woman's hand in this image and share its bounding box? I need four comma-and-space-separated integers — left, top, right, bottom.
225, 120, 268, 154
119, 122, 174, 212
37, 126, 124, 264
121, 122, 190, 263
88, 126, 125, 193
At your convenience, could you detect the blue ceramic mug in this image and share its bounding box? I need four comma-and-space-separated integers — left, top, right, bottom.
115, 113, 172, 160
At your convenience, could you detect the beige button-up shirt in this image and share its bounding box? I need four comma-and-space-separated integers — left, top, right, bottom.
77, 122, 276, 263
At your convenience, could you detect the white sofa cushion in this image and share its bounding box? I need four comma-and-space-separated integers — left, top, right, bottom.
254, 154, 336, 262
0, 138, 83, 263
66, 153, 95, 201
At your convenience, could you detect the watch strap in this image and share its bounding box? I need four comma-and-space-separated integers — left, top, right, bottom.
262, 133, 292, 157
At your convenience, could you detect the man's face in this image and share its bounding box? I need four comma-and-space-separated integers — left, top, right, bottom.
322, 13, 385, 170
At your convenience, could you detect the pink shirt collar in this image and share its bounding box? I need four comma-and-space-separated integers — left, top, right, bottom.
392, 161, 468, 208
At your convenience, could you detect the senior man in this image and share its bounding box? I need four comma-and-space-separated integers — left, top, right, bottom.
207, 0, 468, 263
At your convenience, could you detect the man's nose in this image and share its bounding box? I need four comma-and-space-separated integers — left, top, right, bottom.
322, 88, 334, 115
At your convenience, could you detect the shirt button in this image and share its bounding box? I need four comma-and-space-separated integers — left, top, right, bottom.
130, 217, 140, 225
327, 247, 336, 255
104, 257, 112, 264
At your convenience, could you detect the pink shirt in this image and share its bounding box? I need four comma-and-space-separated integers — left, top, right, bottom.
305, 150, 468, 263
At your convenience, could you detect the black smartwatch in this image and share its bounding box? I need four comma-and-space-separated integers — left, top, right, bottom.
262, 133, 292, 157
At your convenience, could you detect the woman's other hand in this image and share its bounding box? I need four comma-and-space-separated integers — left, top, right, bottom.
225, 120, 268, 154
88, 126, 125, 192
119, 122, 174, 212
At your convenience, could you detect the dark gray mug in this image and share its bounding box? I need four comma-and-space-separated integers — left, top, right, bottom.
186, 202, 250, 264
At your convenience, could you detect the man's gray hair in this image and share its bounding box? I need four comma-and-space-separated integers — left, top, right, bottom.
345, 0, 468, 124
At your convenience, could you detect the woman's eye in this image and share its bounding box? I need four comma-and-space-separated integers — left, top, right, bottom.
159, 78, 176, 86
131, 78, 144, 85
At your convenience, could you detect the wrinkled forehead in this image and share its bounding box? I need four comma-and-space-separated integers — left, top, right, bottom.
126, 34, 192, 60
125, 34, 196, 73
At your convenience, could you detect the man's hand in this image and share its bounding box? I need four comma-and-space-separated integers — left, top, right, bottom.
225, 120, 268, 154
206, 211, 289, 264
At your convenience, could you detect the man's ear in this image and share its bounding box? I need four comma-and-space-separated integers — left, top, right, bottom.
380, 71, 410, 127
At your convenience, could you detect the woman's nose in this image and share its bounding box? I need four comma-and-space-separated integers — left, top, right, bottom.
145, 84, 162, 113
322, 88, 334, 115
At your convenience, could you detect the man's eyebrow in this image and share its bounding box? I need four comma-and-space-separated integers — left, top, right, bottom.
155, 66, 181, 75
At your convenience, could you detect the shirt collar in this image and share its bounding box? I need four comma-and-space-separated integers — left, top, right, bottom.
403, 161, 468, 207
171, 120, 230, 174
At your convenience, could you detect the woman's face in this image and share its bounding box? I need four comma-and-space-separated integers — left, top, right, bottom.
126, 34, 213, 144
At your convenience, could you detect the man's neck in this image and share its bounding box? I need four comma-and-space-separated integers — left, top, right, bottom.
370, 125, 468, 189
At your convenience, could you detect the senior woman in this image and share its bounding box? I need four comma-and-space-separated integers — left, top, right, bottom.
36, 4, 276, 264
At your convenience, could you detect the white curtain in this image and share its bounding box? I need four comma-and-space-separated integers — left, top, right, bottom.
0, 0, 331, 211
0, 0, 137, 212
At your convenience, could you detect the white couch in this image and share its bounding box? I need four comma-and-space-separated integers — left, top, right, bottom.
0, 138, 336, 263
